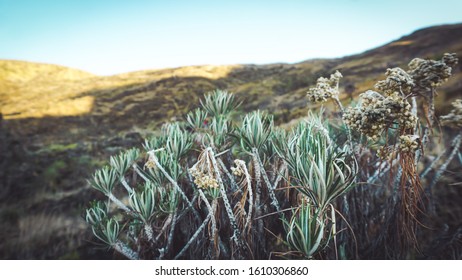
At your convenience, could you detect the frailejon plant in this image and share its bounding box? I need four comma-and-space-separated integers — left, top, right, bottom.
85, 89, 356, 260
85, 53, 460, 259
306, 53, 460, 258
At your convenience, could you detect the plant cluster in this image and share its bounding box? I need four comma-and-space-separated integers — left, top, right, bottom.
306, 53, 459, 258
85, 53, 461, 260
84, 89, 357, 260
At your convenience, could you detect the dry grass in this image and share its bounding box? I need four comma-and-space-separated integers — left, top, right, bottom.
1, 213, 88, 259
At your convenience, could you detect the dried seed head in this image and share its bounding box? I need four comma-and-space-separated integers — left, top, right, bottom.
377, 145, 396, 160
440, 99, 462, 128
375, 67, 414, 95
231, 166, 243, 177
399, 134, 420, 153
189, 149, 221, 190
144, 158, 156, 169
344, 90, 417, 142
307, 71, 342, 103
408, 53, 458, 94
189, 168, 219, 190
231, 159, 247, 177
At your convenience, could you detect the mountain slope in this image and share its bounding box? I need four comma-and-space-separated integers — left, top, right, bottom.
2, 24, 462, 130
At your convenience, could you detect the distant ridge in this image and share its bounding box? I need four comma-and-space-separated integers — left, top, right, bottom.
1, 22, 461, 125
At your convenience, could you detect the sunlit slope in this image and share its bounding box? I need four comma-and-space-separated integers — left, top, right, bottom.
1, 23, 461, 125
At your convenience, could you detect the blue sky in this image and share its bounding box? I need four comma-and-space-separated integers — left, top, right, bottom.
1, 0, 461, 75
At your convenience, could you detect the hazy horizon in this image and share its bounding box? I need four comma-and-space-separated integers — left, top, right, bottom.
2, 0, 462, 75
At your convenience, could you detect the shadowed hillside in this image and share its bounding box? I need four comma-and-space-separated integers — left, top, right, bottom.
1, 23, 462, 259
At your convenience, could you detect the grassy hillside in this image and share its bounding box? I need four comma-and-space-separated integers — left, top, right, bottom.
1, 23, 462, 259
